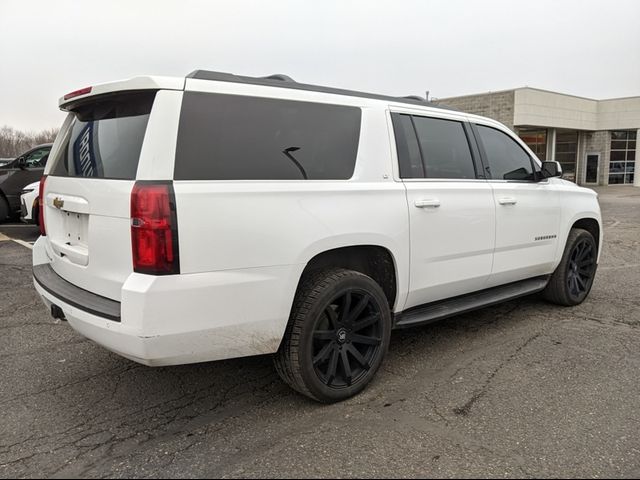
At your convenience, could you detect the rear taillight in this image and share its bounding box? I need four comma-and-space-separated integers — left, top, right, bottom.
38, 175, 47, 236
130, 182, 180, 275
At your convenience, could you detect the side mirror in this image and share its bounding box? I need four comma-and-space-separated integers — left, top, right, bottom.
17, 157, 27, 169
541, 161, 562, 179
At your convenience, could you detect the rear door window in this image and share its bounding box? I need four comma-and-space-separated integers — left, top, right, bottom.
392, 113, 477, 180
391, 113, 424, 178
50, 91, 155, 180
412, 116, 476, 179
174, 92, 362, 180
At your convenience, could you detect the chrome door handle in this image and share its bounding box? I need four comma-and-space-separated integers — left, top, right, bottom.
498, 197, 517, 206
415, 199, 441, 208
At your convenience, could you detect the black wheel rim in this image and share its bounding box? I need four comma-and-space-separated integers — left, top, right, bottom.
311, 289, 383, 389
567, 238, 596, 299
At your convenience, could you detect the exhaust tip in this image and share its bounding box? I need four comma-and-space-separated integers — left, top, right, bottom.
51, 304, 67, 321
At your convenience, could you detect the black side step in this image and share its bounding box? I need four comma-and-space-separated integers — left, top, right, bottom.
394, 276, 549, 329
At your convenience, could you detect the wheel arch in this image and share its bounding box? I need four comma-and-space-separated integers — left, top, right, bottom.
551, 210, 603, 271
571, 217, 600, 253
297, 244, 400, 311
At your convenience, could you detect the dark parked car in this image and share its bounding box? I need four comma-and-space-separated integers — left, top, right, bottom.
0, 143, 52, 221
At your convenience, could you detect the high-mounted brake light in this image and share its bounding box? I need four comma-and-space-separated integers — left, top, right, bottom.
130, 182, 180, 275
38, 175, 47, 236
63, 86, 92, 101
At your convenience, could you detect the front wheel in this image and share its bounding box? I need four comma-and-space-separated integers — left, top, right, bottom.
543, 228, 598, 306
274, 268, 392, 403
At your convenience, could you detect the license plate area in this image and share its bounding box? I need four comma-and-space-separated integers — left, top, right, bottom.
48, 209, 90, 266
62, 211, 89, 249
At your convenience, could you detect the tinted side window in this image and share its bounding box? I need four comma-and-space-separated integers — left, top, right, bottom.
476, 125, 535, 181
391, 113, 423, 178
412, 116, 476, 179
174, 92, 361, 180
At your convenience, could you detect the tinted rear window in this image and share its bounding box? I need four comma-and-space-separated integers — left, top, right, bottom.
174, 92, 361, 180
50, 91, 155, 179
412, 116, 476, 179
391, 113, 424, 178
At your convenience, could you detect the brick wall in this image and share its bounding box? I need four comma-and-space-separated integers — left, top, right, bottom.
435, 91, 516, 131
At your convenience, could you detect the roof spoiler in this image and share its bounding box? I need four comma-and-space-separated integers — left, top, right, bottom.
59, 76, 185, 111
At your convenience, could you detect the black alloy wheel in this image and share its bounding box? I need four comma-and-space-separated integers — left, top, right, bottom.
274, 268, 392, 403
311, 290, 383, 388
566, 237, 596, 301
543, 228, 598, 306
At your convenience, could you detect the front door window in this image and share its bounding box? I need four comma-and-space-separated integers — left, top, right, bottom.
24, 147, 50, 167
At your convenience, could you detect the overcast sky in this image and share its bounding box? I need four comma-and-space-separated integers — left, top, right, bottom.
1, 0, 639, 131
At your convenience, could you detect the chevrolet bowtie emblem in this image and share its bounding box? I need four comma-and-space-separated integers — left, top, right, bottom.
53, 197, 64, 210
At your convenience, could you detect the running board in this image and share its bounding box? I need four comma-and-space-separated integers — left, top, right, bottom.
394, 276, 549, 329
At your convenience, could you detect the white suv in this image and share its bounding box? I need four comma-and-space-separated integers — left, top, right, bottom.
33, 71, 602, 403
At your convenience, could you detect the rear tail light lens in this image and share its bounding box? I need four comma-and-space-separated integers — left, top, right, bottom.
130, 182, 180, 275
38, 175, 47, 236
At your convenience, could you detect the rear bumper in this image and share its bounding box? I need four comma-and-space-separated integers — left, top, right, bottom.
33, 263, 121, 321
32, 238, 301, 366
34, 281, 153, 363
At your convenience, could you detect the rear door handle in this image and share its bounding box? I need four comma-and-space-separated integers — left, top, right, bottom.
498, 197, 517, 206
414, 198, 441, 208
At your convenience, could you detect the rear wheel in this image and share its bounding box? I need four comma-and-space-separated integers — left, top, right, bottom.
543, 228, 598, 306
274, 268, 392, 403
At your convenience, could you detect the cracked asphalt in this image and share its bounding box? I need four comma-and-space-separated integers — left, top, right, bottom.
1, 186, 640, 478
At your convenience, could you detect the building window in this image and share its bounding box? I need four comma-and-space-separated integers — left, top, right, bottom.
555, 130, 578, 179
609, 130, 636, 185
518, 129, 547, 160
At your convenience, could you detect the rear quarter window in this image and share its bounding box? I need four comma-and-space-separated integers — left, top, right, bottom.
174, 92, 362, 180
50, 91, 155, 180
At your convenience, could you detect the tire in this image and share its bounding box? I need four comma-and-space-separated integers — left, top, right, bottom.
274, 268, 392, 403
0, 197, 9, 223
542, 228, 598, 306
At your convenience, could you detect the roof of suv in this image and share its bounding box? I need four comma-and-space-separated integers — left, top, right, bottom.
187, 70, 456, 111
59, 71, 457, 112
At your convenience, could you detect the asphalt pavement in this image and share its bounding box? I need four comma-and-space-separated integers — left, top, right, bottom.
1, 186, 639, 478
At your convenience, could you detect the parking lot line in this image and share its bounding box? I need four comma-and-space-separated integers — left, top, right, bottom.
12, 239, 34, 250
0, 232, 9, 241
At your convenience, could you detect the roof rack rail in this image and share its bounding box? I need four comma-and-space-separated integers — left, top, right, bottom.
186, 70, 455, 111
261, 74, 296, 83
403, 95, 426, 101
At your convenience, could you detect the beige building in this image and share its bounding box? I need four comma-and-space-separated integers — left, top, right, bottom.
436, 88, 640, 186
